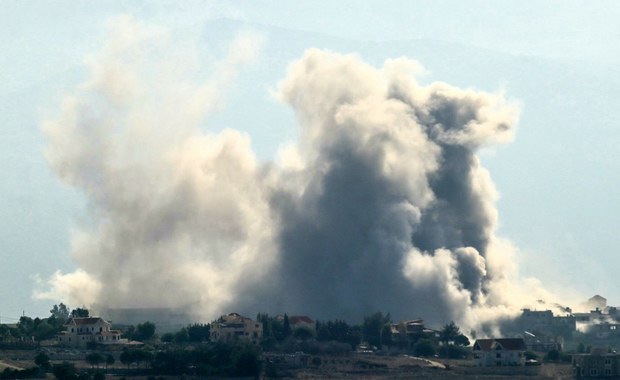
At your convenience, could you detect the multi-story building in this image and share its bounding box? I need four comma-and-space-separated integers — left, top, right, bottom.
573, 348, 620, 378
210, 313, 263, 344
57, 317, 125, 348
389, 319, 437, 349
518, 309, 576, 337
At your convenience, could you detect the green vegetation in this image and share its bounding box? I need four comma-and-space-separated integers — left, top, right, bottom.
0, 304, 480, 378
362, 312, 391, 349
151, 342, 261, 377
34, 351, 51, 371
0, 366, 43, 379
123, 321, 156, 341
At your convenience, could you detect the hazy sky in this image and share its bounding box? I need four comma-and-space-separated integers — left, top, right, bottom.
2, 0, 620, 322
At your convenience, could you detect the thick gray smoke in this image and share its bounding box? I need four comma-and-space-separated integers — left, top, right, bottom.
36, 17, 552, 331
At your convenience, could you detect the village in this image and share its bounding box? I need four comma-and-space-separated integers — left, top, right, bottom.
2, 295, 620, 379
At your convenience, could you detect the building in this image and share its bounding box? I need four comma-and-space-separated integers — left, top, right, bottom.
274, 315, 315, 333
288, 316, 315, 332
472, 338, 526, 367
591, 322, 620, 340
210, 313, 263, 344
57, 317, 125, 348
587, 295, 608, 311
573, 349, 620, 378
389, 319, 437, 349
523, 332, 562, 352
518, 309, 576, 337
391, 319, 436, 338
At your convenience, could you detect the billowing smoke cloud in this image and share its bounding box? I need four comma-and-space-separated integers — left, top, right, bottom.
37, 16, 552, 331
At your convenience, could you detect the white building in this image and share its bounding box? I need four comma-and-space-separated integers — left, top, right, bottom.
472, 338, 526, 367
57, 317, 126, 348
210, 313, 263, 344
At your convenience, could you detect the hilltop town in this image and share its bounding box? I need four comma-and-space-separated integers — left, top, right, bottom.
2, 295, 620, 379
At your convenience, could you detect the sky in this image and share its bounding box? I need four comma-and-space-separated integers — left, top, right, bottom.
1, 0, 620, 324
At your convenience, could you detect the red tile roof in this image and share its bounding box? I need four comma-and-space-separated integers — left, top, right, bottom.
289, 316, 314, 325
65, 317, 109, 326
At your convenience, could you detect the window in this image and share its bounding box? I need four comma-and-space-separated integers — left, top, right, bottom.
606, 358, 612, 365
605, 368, 612, 376
496, 353, 502, 359
591, 369, 598, 376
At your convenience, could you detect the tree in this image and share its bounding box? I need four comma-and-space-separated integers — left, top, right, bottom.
71, 308, 89, 318
17, 316, 34, 336
133, 349, 154, 369
315, 320, 330, 341
0, 324, 14, 341
545, 349, 560, 362
161, 332, 175, 343
135, 321, 156, 341
174, 327, 189, 343
34, 352, 51, 371
294, 327, 314, 341
123, 325, 136, 340
381, 324, 393, 347
32, 320, 58, 341
414, 339, 436, 357
120, 349, 134, 369
439, 321, 461, 344
50, 303, 70, 320
105, 354, 115, 370
362, 312, 391, 349
231, 343, 262, 377
282, 314, 292, 339
52, 361, 77, 380
454, 334, 470, 346
85, 352, 104, 369
438, 322, 470, 351
577, 342, 586, 353
187, 323, 210, 342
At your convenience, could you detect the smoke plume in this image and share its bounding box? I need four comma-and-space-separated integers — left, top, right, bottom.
37, 16, 550, 331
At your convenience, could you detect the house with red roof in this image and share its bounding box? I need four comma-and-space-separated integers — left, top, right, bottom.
57, 317, 126, 348
288, 316, 315, 332
275, 315, 316, 332
472, 338, 526, 367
